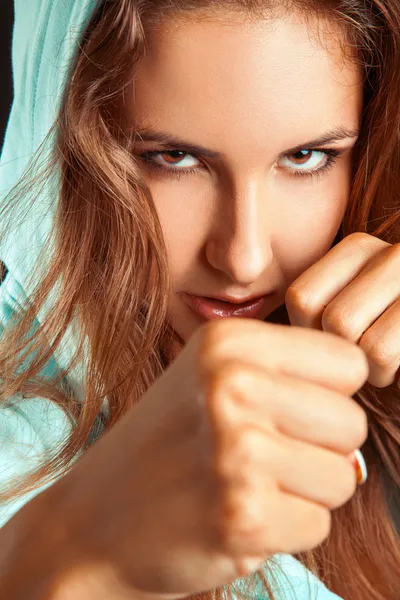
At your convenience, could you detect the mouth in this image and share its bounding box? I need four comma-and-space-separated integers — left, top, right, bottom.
179, 293, 268, 320
179, 292, 290, 324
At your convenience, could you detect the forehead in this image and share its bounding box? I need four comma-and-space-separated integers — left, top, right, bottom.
131, 12, 362, 152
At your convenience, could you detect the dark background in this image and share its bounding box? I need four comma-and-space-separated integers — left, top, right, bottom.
0, 1, 14, 151
0, 0, 14, 282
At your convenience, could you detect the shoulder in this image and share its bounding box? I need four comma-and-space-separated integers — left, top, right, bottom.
247, 554, 344, 600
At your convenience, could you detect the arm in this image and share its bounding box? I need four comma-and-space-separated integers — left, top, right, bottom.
0, 482, 163, 600
0, 484, 73, 600
0, 274, 346, 600
0, 271, 88, 599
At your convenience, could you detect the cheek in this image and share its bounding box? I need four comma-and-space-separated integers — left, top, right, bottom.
142, 179, 200, 298
271, 158, 353, 287
150, 179, 211, 274
273, 192, 349, 286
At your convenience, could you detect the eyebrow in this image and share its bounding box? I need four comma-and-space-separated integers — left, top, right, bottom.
133, 125, 360, 158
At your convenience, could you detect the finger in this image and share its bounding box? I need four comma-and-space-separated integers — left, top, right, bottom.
223, 484, 332, 557
271, 436, 358, 509
321, 243, 400, 343
215, 425, 357, 511
358, 297, 400, 388
285, 233, 388, 329
201, 318, 369, 397
259, 492, 332, 555
212, 361, 368, 454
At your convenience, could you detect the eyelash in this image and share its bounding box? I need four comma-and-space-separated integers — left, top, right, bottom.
138, 148, 343, 181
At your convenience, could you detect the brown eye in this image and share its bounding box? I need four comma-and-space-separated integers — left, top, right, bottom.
159, 151, 188, 164
147, 151, 200, 169
277, 149, 329, 174
288, 150, 313, 164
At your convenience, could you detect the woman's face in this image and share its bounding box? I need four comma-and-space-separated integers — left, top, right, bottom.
127, 10, 362, 348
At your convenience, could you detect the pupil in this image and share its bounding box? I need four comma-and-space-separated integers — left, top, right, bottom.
293, 150, 311, 163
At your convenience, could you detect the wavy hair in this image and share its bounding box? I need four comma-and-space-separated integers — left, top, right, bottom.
0, 0, 399, 598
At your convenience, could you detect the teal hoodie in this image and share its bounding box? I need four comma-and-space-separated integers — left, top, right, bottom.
0, 1, 343, 598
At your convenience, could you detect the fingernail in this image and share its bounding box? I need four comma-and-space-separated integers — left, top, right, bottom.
349, 449, 368, 485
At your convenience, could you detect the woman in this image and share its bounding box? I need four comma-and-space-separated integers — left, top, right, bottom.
0, 0, 399, 598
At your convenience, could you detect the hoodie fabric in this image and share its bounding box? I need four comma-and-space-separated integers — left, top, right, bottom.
0, 1, 344, 598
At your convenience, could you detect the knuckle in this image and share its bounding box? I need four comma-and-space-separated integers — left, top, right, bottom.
223, 483, 261, 535
198, 318, 248, 357
206, 359, 272, 430
236, 427, 266, 460
346, 232, 369, 245
197, 319, 257, 377
205, 360, 252, 422
285, 284, 316, 315
213, 433, 274, 546
197, 319, 230, 362
367, 344, 393, 369
215, 360, 253, 392
322, 304, 357, 337
217, 427, 266, 478
361, 334, 396, 368
214, 492, 262, 551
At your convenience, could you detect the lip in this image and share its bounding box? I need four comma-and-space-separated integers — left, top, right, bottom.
180, 293, 267, 320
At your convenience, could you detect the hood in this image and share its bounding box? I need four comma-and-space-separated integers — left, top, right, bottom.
0, 0, 98, 402
0, 0, 97, 287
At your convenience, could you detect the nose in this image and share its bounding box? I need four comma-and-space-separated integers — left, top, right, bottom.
205, 178, 273, 285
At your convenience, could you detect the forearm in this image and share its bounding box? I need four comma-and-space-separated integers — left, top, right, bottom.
0, 484, 84, 600
0, 483, 154, 600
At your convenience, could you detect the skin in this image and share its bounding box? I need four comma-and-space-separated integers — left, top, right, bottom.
13, 14, 371, 598
126, 9, 363, 354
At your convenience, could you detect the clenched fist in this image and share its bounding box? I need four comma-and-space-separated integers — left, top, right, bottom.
53, 318, 369, 598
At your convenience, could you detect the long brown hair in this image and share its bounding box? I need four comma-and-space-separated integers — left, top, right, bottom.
0, 1, 399, 598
